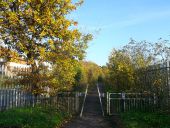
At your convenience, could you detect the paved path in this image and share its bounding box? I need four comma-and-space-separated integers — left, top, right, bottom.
62, 85, 113, 128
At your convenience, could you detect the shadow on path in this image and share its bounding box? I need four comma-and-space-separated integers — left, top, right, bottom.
62, 85, 113, 128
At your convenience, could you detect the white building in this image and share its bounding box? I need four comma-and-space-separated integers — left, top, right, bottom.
0, 58, 30, 77
0, 58, 7, 76
0, 58, 53, 78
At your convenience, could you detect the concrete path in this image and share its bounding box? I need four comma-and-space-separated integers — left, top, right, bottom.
62, 85, 113, 128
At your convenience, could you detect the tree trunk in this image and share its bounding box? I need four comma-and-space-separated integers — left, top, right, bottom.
31, 62, 39, 105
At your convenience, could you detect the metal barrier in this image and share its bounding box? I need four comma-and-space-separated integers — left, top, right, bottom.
0, 88, 83, 114
106, 92, 156, 115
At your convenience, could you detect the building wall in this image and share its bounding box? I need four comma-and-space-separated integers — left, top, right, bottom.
0, 58, 30, 77
6, 62, 31, 77
0, 58, 6, 76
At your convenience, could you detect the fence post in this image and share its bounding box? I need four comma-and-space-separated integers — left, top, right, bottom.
121, 93, 126, 112
75, 92, 79, 113
0, 90, 2, 111
106, 92, 109, 115
67, 92, 70, 113
168, 61, 170, 107
15, 89, 18, 107
154, 93, 156, 105
167, 61, 170, 97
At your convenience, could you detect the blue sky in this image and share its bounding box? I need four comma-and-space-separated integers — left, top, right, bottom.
71, 0, 170, 66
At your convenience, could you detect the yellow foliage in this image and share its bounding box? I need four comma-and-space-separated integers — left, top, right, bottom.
0, 0, 92, 94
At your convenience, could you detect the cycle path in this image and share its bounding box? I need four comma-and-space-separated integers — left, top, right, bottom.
62, 86, 113, 128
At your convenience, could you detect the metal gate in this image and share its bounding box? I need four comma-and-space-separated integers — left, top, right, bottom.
106, 92, 156, 115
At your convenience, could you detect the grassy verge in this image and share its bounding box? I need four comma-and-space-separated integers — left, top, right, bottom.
0, 106, 70, 128
121, 111, 170, 128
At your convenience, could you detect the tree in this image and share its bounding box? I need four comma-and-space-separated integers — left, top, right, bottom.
0, 46, 21, 63
108, 49, 135, 91
153, 38, 170, 62
123, 38, 170, 67
107, 38, 170, 92
122, 39, 154, 69
0, 0, 92, 94
79, 61, 103, 86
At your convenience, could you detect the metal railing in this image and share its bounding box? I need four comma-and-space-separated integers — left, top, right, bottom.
0, 88, 84, 114
106, 92, 157, 115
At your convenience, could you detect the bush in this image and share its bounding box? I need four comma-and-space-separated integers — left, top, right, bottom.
0, 106, 69, 128
121, 111, 170, 128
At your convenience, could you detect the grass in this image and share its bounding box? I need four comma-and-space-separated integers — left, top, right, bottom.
0, 106, 70, 128
121, 111, 170, 128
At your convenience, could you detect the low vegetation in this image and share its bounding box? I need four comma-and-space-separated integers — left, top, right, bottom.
0, 106, 69, 128
121, 111, 170, 128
